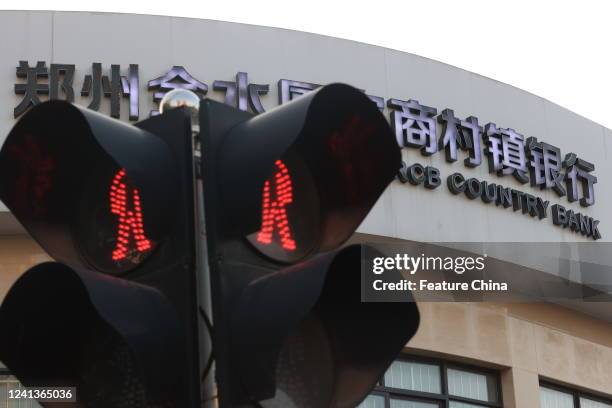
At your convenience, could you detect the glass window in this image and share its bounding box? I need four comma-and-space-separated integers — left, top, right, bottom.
580, 398, 612, 408
449, 401, 490, 408
540, 386, 574, 408
540, 384, 612, 408
447, 368, 498, 402
359, 394, 385, 408
361, 356, 502, 408
390, 398, 439, 408
384, 360, 441, 394
0, 379, 6, 406
0, 375, 42, 408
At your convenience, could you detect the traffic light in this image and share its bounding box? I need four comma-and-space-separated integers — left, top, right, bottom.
0, 101, 200, 407
0, 82, 420, 408
200, 83, 420, 407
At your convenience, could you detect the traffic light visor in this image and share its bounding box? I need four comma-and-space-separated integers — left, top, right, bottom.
0, 101, 178, 274
218, 83, 401, 262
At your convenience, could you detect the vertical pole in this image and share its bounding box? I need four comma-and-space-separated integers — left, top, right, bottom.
194, 127, 218, 408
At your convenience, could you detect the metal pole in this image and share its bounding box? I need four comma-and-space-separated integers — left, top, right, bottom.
159, 90, 218, 408
194, 130, 218, 408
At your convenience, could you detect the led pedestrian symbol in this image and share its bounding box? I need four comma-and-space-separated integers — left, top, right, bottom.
256, 160, 296, 251
109, 168, 152, 261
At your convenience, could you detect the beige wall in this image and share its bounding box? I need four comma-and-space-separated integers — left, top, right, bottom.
0, 235, 50, 301
0, 235, 611, 406
408, 302, 612, 406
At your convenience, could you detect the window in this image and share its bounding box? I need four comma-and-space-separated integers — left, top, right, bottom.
0, 374, 42, 408
384, 360, 441, 394
540, 383, 612, 408
540, 387, 574, 408
361, 394, 386, 408
580, 398, 612, 408
359, 356, 502, 408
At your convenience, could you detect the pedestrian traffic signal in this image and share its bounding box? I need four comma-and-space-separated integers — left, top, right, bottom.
200, 83, 420, 407
0, 101, 200, 407
0, 82, 420, 408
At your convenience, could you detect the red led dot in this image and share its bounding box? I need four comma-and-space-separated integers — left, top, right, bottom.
256, 160, 296, 251
109, 168, 152, 262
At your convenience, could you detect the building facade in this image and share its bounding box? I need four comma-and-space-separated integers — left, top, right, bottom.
0, 10, 610, 408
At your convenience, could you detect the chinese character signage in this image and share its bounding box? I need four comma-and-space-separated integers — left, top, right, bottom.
11, 60, 601, 239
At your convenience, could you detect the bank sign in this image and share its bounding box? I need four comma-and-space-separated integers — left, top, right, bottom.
10, 61, 601, 239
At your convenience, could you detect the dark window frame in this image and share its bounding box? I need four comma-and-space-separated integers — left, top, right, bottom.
540, 380, 612, 408
369, 354, 503, 408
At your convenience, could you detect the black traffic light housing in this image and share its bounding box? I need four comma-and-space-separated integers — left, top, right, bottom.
0, 262, 185, 407
0, 102, 200, 407
211, 84, 400, 258
0, 82, 420, 408
231, 244, 419, 407
0, 102, 177, 270
200, 83, 420, 407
